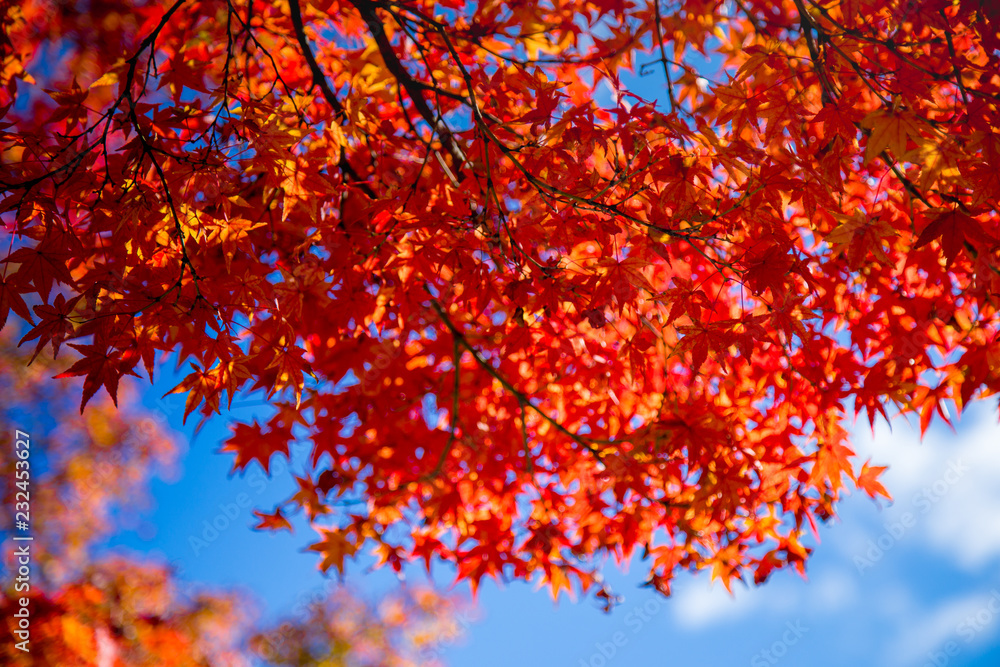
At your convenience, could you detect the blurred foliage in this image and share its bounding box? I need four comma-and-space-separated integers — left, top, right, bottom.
0, 328, 467, 665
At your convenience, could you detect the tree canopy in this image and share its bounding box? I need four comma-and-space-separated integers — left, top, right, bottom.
1, 0, 999, 599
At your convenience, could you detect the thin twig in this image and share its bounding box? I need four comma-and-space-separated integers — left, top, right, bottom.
429, 299, 604, 457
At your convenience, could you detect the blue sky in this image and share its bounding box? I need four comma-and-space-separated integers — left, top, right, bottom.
99, 362, 1000, 667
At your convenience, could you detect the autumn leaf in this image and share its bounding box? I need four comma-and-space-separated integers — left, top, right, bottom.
913, 208, 991, 264
861, 109, 923, 162
19, 293, 81, 362
545, 566, 574, 602
2, 240, 76, 303
0, 275, 32, 330
54, 343, 141, 411
810, 442, 856, 494
288, 474, 332, 520
252, 507, 293, 533
308, 528, 361, 575
856, 460, 891, 501
824, 212, 897, 268
219, 419, 291, 474
165, 363, 223, 422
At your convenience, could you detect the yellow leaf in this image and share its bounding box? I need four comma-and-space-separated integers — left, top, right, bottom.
91, 71, 119, 88
824, 213, 867, 246
861, 110, 922, 162
329, 123, 345, 162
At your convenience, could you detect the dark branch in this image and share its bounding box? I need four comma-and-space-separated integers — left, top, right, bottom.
348, 0, 468, 173
287, 0, 375, 197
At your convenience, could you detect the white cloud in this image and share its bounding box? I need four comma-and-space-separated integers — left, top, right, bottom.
661, 400, 1000, 649
670, 577, 760, 629
883, 589, 1000, 666
851, 402, 1000, 572
921, 417, 1000, 570
807, 569, 857, 612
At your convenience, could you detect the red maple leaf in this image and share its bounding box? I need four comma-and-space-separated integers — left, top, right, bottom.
54, 343, 141, 411
252, 508, 293, 533
220, 419, 292, 474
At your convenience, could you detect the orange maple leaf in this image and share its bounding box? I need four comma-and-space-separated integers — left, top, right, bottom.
856, 461, 891, 501
308, 528, 360, 575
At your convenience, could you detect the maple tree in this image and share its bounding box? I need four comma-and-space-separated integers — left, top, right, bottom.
1, 0, 999, 601
0, 329, 462, 666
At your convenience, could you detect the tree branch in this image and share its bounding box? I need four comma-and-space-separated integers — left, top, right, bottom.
348, 0, 468, 173
429, 298, 604, 458
287, 0, 375, 197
